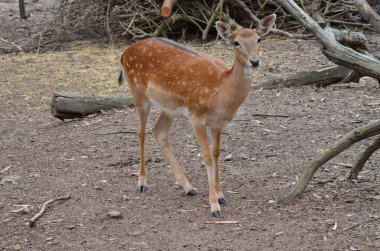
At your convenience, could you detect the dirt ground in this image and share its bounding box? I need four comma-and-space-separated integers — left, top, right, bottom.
1, 1, 380, 251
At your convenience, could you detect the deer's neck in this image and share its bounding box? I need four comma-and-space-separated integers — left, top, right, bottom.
223, 60, 252, 104
211, 60, 251, 109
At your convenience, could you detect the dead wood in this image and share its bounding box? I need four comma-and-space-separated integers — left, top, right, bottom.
28, 194, 71, 227
5, 0, 377, 52
354, 0, 380, 34
256, 50, 380, 90
281, 119, 380, 202
161, 0, 178, 17
51, 92, 134, 121
331, 28, 370, 52
254, 66, 359, 90
349, 135, 380, 180
278, 0, 380, 81
275, 0, 380, 202
202, 0, 224, 40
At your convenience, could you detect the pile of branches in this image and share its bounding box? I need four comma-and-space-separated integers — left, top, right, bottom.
55, 0, 377, 42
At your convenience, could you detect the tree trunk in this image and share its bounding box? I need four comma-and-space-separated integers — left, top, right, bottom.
51, 92, 134, 120
19, 0, 28, 19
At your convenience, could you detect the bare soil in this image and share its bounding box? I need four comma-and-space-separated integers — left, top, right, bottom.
1, 1, 380, 251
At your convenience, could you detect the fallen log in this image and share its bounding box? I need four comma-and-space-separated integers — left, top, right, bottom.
253, 65, 360, 90
51, 92, 134, 120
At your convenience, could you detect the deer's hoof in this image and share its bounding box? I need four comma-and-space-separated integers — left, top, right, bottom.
218, 197, 228, 205
137, 186, 147, 193
211, 210, 222, 218
186, 189, 197, 196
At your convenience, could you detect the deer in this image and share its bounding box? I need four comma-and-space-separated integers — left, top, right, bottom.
119, 14, 276, 217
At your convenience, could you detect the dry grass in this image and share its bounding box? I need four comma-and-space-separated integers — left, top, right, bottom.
1, 42, 123, 115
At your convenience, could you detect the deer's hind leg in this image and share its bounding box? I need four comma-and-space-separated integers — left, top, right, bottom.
153, 112, 196, 196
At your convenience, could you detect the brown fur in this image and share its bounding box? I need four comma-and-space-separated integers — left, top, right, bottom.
120, 15, 276, 217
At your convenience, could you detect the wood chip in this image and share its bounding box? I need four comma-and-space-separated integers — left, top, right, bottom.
0, 165, 12, 173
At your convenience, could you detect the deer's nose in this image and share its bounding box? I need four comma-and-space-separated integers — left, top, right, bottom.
249, 59, 260, 67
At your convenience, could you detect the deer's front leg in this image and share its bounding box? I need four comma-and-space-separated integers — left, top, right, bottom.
211, 128, 227, 205
193, 121, 221, 217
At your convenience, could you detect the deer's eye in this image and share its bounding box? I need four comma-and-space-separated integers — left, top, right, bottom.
233, 40, 240, 47
258, 38, 261, 43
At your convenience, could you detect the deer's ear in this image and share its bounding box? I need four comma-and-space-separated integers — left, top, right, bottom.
216, 21, 232, 42
258, 14, 276, 37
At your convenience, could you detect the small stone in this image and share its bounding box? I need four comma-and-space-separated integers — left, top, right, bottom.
107, 210, 122, 219
240, 153, 249, 160
21, 207, 30, 214
45, 237, 54, 242
224, 154, 233, 161
67, 225, 76, 230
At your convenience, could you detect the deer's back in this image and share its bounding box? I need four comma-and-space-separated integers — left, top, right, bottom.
122, 38, 228, 116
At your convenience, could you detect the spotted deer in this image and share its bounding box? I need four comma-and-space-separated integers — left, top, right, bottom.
119, 15, 276, 217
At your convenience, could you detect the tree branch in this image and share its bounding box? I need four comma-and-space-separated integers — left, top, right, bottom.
281, 119, 380, 202
349, 135, 380, 180
278, 0, 380, 80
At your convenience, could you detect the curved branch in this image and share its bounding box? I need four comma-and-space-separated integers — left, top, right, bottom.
349, 135, 380, 180
281, 119, 380, 202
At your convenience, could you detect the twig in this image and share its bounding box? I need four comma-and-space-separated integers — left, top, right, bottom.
251, 113, 290, 118
95, 131, 139, 135
0, 37, 22, 51
231, 0, 260, 24
341, 216, 379, 232
0, 165, 12, 174
205, 220, 239, 224
28, 194, 71, 227
105, 0, 114, 43
202, 0, 224, 40
271, 28, 314, 39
